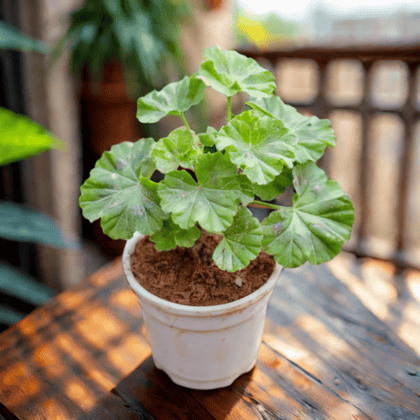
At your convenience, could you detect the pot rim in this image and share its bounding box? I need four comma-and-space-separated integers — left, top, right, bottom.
123, 232, 283, 317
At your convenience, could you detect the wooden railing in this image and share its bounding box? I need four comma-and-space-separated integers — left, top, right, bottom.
239, 44, 420, 270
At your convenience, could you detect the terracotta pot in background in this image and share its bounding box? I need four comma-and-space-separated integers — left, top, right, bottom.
92, 220, 126, 258
206, 0, 223, 10
81, 61, 142, 156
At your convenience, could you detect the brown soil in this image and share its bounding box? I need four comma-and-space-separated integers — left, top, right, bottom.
130, 234, 276, 306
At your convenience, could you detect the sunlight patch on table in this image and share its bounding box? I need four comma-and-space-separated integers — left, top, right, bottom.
397, 318, 420, 356
361, 259, 398, 303
56, 333, 92, 367
41, 399, 69, 420
89, 259, 123, 286
264, 333, 311, 361
77, 308, 124, 347
107, 334, 151, 375
328, 257, 390, 320
264, 329, 326, 382
259, 344, 314, 391
110, 288, 142, 316
87, 369, 115, 391
295, 314, 351, 355
33, 343, 65, 377
259, 342, 349, 414
18, 316, 36, 335
2, 362, 40, 408
406, 271, 420, 305
329, 401, 369, 420
65, 379, 96, 409
56, 290, 87, 308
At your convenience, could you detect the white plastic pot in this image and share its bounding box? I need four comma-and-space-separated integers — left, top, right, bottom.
122, 232, 283, 390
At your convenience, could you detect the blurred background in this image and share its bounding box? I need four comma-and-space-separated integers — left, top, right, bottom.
1, 0, 420, 330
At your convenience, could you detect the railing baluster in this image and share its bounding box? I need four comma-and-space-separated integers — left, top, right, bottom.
395, 61, 420, 266
313, 59, 330, 174
357, 61, 374, 256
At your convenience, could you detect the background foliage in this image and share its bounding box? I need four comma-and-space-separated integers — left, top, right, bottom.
54, 0, 192, 94
0, 21, 69, 330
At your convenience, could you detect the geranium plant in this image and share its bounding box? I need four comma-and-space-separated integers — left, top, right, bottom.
80, 46, 355, 271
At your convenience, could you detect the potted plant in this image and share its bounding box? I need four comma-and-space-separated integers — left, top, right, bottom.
79, 46, 355, 389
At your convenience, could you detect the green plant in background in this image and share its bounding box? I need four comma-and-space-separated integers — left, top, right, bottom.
0, 108, 69, 327
54, 0, 192, 94
80, 46, 355, 272
0, 20, 49, 53
0, 108, 64, 165
0, 22, 69, 327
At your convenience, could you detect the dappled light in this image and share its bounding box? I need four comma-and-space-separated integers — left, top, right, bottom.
1, 0, 420, 418
327, 254, 420, 356
110, 288, 142, 317
2, 362, 40, 409
32, 343, 65, 377
77, 308, 124, 347
407, 270, 420, 304
1, 257, 419, 418
107, 335, 151, 376
65, 380, 96, 410
328, 254, 393, 321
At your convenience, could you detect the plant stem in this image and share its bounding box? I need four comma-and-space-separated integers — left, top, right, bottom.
227, 96, 232, 122
250, 200, 282, 210
181, 113, 191, 129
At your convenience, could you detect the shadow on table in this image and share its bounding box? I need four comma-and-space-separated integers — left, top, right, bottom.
83, 355, 255, 419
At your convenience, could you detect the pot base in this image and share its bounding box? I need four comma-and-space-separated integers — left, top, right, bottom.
155, 359, 257, 390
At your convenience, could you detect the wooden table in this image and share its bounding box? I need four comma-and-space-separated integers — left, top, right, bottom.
1, 254, 420, 419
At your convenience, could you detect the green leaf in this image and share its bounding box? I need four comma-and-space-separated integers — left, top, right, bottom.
198, 126, 217, 147
152, 127, 202, 173
0, 201, 70, 247
216, 110, 296, 185
213, 206, 263, 272
0, 107, 65, 166
113, 12, 164, 86
102, 0, 123, 17
136, 74, 207, 123
254, 167, 293, 201
150, 219, 201, 251
236, 174, 254, 206
0, 264, 55, 306
0, 21, 48, 53
262, 162, 354, 268
79, 139, 166, 239
158, 152, 242, 233
247, 97, 336, 163
198, 46, 275, 98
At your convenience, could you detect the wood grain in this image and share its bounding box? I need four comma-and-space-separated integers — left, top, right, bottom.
1, 255, 420, 419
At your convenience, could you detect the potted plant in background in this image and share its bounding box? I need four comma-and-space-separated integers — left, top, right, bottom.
79, 46, 355, 389
55, 0, 191, 156
54, 0, 192, 255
